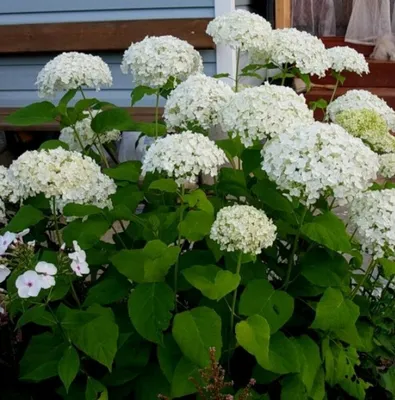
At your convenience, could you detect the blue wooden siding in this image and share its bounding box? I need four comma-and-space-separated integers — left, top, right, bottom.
0, 51, 216, 107
0, 0, 214, 25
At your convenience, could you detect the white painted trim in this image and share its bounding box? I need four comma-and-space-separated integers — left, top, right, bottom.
214, 0, 236, 83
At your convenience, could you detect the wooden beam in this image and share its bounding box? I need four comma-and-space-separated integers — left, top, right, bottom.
275, 0, 291, 29
0, 107, 162, 131
0, 19, 214, 54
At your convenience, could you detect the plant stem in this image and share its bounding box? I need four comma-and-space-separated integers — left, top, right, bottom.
72, 125, 86, 153
324, 78, 340, 121
69, 277, 81, 308
51, 197, 62, 246
351, 259, 377, 299
174, 185, 185, 311
235, 48, 241, 93
281, 63, 288, 86
283, 207, 308, 289
154, 91, 160, 140
103, 143, 119, 165
228, 251, 243, 368
94, 143, 110, 168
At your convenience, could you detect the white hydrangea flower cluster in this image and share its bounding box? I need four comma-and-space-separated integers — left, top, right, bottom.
8, 148, 116, 212
210, 205, 277, 255
327, 90, 395, 131
36, 52, 113, 98
0, 166, 12, 222
164, 74, 234, 131
59, 110, 121, 151
335, 109, 395, 154
349, 189, 395, 259
121, 35, 203, 88
219, 83, 314, 147
261, 122, 379, 206
142, 132, 227, 185
327, 46, 369, 75
251, 28, 330, 77
206, 9, 272, 51
379, 154, 395, 178
0, 199, 5, 224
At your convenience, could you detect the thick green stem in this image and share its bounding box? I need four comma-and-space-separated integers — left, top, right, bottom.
51, 197, 62, 246
71, 125, 86, 153
281, 63, 289, 86
174, 185, 185, 310
69, 277, 81, 308
235, 48, 241, 93
351, 259, 377, 299
324, 78, 340, 121
284, 207, 308, 289
228, 252, 243, 367
154, 91, 160, 139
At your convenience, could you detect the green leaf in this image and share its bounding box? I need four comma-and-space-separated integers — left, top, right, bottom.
131, 85, 158, 106
6, 101, 56, 126
20, 333, 67, 381
173, 306, 222, 367
217, 168, 249, 198
112, 240, 180, 282
301, 249, 350, 288
16, 305, 56, 329
239, 280, 294, 333
281, 375, 307, 400
184, 189, 214, 215
293, 335, 322, 393
241, 148, 264, 178
252, 181, 294, 213
74, 98, 100, 114
128, 282, 174, 344
311, 288, 359, 331
301, 212, 351, 253
149, 179, 178, 193
309, 368, 325, 400
91, 108, 133, 133
178, 210, 214, 242
86, 377, 107, 400
39, 139, 69, 150
104, 161, 141, 182
236, 315, 270, 366
135, 365, 171, 400
58, 346, 80, 393
58, 89, 78, 115
111, 184, 144, 211
261, 332, 301, 374
171, 357, 199, 398
158, 334, 183, 382
216, 137, 244, 158
182, 265, 240, 300
62, 203, 102, 217
213, 73, 230, 78
69, 305, 119, 371
379, 258, 395, 278
382, 366, 395, 396
5, 205, 44, 232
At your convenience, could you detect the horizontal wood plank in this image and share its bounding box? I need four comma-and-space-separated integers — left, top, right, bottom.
321, 36, 374, 57
0, 107, 161, 131
0, 19, 214, 54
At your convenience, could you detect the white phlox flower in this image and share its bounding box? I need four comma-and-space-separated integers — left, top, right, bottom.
349, 189, 395, 259
261, 122, 379, 206
142, 131, 227, 185
8, 148, 116, 212
59, 110, 121, 152
251, 28, 330, 77
0, 265, 10, 283
327, 90, 395, 131
379, 153, 395, 178
36, 52, 113, 98
121, 35, 203, 88
327, 46, 369, 75
68, 241, 89, 277
206, 9, 272, 52
164, 74, 234, 131
0, 232, 16, 255
219, 83, 314, 147
35, 261, 57, 289
15, 270, 42, 298
210, 205, 277, 255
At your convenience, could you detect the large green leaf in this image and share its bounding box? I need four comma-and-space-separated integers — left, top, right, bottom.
172, 306, 222, 367
5, 205, 44, 232
252, 181, 294, 213
382, 366, 395, 396
149, 179, 178, 193
103, 161, 141, 182
91, 108, 134, 133
111, 184, 144, 212
58, 346, 80, 393
309, 368, 326, 400
216, 137, 244, 158
6, 101, 56, 126
217, 168, 249, 198
131, 85, 158, 106
311, 288, 359, 332
301, 249, 350, 288
182, 265, 240, 300
20, 332, 67, 381
379, 259, 395, 278
178, 210, 214, 242
183, 189, 214, 216
134, 365, 170, 400
128, 282, 174, 344
157, 334, 183, 382
171, 357, 199, 398
62, 203, 102, 217
301, 212, 351, 253
69, 305, 119, 370
39, 139, 69, 150
239, 279, 294, 333
281, 375, 307, 400
16, 305, 56, 329
112, 240, 180, 282
236, 315, 270, 367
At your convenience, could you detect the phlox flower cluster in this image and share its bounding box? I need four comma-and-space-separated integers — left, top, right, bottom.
261, 122, 379, 206
327, 46, 369, 75
209, 205, 277, 255
68, 241, 90, 277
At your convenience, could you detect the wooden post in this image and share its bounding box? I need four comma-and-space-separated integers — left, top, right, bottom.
275, 0, 292, 28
